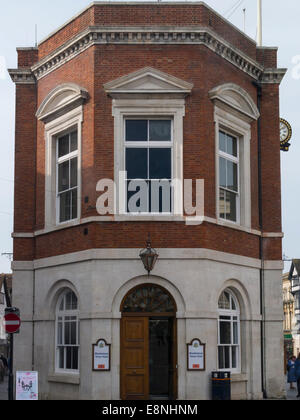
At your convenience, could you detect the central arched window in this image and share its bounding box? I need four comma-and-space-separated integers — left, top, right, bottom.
121, 284, 176, 314
218, 289, 241, 373
55, 289, 79, 373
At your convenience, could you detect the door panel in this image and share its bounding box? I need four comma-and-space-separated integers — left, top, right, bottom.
149, 319, 170, 398
121, 317, 149, 400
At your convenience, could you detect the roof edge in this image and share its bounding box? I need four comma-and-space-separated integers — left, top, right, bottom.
38, 1, 259, 48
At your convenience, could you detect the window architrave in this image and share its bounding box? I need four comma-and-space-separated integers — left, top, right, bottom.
44, 106, 83, 228
214, 107, 252, 229
112, 99, 185, 219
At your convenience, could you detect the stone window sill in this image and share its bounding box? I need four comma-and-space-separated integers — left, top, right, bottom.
48, 373, 80, 385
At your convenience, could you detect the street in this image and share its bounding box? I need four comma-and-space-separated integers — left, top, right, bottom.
0, 376, 8, 400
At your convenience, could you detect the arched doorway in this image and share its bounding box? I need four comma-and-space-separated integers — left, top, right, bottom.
120, 284, 177, 400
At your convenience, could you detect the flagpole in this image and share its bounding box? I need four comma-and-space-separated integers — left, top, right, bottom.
257, 0, 262, 46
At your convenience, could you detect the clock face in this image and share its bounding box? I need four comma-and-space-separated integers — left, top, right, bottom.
280, 118, 292, 145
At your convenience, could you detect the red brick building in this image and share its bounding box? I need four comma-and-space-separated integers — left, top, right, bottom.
9, 2, 286, 400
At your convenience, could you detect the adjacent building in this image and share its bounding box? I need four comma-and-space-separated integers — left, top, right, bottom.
288, 261, 300, 356
283, 272, 295, 370
9, 2, 286, 400
0, 274, 12, 356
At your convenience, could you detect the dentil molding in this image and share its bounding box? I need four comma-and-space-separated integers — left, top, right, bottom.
9, 26, 286, 85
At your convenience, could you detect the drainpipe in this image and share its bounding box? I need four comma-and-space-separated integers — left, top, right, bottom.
32, 267, 36, 372
252, 80, 267, 399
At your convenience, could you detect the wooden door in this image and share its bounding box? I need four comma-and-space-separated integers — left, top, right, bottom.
120, 317, 149, 400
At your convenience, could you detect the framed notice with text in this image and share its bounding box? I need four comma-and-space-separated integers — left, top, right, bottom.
187, 339, 206, 371
92, 339, 111, 371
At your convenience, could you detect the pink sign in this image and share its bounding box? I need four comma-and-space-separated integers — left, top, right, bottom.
16, 371, 38, 400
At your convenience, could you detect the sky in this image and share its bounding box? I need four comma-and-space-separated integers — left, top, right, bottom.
0, 0, 299, 274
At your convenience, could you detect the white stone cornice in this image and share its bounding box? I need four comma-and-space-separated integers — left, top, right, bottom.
260, 68, 287, 84
8, 68, 36, 85
11, 248, 284, 271
29, 26, 285, 84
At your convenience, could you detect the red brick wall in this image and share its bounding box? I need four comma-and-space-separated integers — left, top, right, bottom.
38, 6, 95, 60
14, 84, 37, 234
13, 4, 283, 263
256, 48, 278, 68
17, 48, 38, 67
260, 84, 282, 233
38, 4, 257, 61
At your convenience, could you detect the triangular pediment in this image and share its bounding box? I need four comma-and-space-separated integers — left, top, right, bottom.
104, 67, 193, 97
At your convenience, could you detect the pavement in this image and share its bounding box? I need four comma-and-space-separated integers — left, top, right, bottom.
0, 375, 8, 400
286, 384, 299, 401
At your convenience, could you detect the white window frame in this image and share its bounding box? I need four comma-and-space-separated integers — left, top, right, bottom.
218, 129, 240, 224
214, 107, 251, 229
113, 99, 185, 220
44, 106, 83, 229
124, 117, 174, 215
55, 289, 80, 374
56, 130, 79, 224
217, 289, 241, 374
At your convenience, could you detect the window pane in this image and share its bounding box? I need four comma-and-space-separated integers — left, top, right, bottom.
219, 157, 226, 188
58, 161, 70, 192
65, 322, 71, 345
233, 322, 238, 345
149, 148, 171, 179
126, 120, 148, 142
232, 299, 237, 311
59, 347, 64, 369
150, 180, 172, 213
126, 148, 148, 179
219, 131, 226, 153
232, 346, 237, 369
227, 134, 237, 157
218, 346, 230, 369
70, 322, 77, 345
65, 291, 77, 310
227, 160, 238, 192
58, 135, 69, 158
66, 347, 72, 369
225, 190, 237, 222
70, 131, 78, 152
218, 291, 230, 310
59, 298, 64, 311
219, 189, 226, 219
71, 189, 78, 220
219, 321, 231, 344
57, 322, 63, 345
59, 191, 71, 222
127, 180, 149, 213
72, 347, 79, 370
70, 158, 78, 188
149, 120, 171, 141
218, 346, 224, 369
